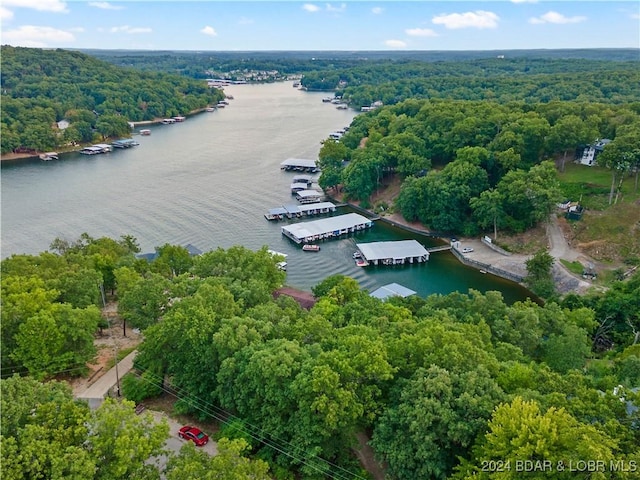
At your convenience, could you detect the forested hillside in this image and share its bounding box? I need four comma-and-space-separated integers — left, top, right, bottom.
0, 46, 224, 155
317, 98, 640, 238
1, 235, 639, 479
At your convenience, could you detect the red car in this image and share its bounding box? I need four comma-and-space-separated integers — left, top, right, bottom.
178, 426, 209, 446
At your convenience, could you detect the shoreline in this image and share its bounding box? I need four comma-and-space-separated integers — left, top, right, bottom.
1, 108, 212, 163
331, 194, 594, 296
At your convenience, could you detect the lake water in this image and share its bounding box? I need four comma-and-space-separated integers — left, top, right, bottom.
1, 82, 532, 302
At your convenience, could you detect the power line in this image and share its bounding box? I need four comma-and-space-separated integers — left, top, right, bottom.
133, 368, 368, 480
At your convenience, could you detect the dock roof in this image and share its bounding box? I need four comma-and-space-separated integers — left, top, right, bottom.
297, 202, 335, 213
282, 213, 371, 240
357, 240, 428, 261
296, 189, 322, 198
280, 158, 317, 168
370, 283, 417, 300
269, 207, 288, 215
292, 174, 313, 182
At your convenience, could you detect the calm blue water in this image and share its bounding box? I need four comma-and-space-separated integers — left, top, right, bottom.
1, 82, 532, 302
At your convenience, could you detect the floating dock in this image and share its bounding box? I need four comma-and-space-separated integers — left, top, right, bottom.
80, 144, 112, 155
280, 158, 318, 172
295, 189, 324, 204
282, 213, 373, 244
111, 139, 139, 148
355, 240, 429, 266
265, 202, 337, 221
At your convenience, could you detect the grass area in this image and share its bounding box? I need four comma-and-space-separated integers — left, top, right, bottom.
558, 162, 639, 210
558, 162, 640, 267
560, 259, 585, 275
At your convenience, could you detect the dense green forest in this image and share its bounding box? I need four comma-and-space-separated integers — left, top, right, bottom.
0, 46, 224, 154
2, 235, 639, 479
87, 48, 640, 79
316, 97, 640, 238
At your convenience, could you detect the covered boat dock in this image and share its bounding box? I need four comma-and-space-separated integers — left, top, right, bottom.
280, 158, 318, 172
282, 213, 373, 244
265, 202, 336, 221
370, 283, 417, 300
295, 189, 324, 204
356, 240, 429, 266
79, 144, 112, 155
111, 139, 139, 148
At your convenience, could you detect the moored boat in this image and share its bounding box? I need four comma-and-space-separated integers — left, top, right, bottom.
302, 244, 320, 252
140, 129, 151, 135
355, 258, 369, 267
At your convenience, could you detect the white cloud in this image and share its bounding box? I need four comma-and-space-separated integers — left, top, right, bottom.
1, 6, 15, 20
2, 25, 74, 47
529, 11, 587, 24
631, 13, 640, 20
2, 0, 68, 13
405, 27, 438, 37
371, 7, 383, 15
88, 2, 124, 10
385, 39, 407, 48
302, 4, 320, 13
201, 25, 217, 36
326, 3, 346, 13
109, 25, 151, 34
432, 10, 499, 29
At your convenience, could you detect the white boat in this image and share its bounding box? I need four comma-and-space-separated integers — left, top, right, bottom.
162, 118, 176, 124
205, 107, 216, 112
140, 129, 151, 135
302, 244, 320, 252
39, 152, 59, 161
173, 116, 186, 122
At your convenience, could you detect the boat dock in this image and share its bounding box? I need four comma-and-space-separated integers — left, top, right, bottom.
80, 143, 112, 155
265, 202, 337, 221
295, 189, 324, 204
280, 158, 318, 172
426, 245, 452, 253
290, 174, 316, 193
370, 283, 417, 300
111, 139, 139, 148
282, 213, 373, 244
355, 240, 430, 266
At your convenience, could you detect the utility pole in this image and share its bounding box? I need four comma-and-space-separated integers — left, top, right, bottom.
101, 282, 121, 396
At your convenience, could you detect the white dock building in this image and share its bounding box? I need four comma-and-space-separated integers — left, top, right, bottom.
282, 213, 373, 244
355, 240, 429, 265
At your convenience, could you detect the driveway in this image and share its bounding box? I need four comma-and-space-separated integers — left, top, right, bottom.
147, 410, 218, 472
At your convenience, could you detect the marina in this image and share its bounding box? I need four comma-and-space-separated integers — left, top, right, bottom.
1, 82, 532, 303
355, 240, 430, 266
282, 213, 374, 244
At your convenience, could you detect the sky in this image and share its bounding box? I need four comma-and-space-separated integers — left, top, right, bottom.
1, 1, 639, 51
